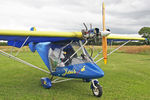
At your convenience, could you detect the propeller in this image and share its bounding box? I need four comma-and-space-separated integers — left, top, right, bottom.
101, 2, 111, 64
81, 2, 110, 64
102, 2, 107, 64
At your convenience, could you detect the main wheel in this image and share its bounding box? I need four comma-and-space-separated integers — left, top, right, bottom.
41, 77, 52, 89
91, 84, 102, 97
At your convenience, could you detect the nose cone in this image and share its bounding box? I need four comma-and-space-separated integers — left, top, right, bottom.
84, 63, 104, 79
91, 65, 104, 78
94, 68, 104, 78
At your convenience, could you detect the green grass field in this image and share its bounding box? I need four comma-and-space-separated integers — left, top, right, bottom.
0, 47, 150, 100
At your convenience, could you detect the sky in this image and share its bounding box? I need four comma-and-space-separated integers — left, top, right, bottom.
0, 0, 149, 36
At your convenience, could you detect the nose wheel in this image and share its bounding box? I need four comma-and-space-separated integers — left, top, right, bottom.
91, 79, 103, 97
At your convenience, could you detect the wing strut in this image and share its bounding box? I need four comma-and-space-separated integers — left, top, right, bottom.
15, 36, 30, 56
15, 27, 36, 56
93, 50, 103, 60
95, 40, 131, 64
0, 49, 50, 74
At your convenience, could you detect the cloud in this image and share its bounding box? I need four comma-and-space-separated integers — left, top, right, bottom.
105, 0, 150, 34
0, 0, 149, 36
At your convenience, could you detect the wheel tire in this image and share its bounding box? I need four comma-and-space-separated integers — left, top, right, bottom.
92, 84, 103, 97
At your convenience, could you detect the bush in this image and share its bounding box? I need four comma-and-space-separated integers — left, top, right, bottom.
0, 42, 8, 46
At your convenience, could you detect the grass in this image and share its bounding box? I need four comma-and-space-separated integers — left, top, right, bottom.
118, 45, 150, 54
0, 46, 150, 100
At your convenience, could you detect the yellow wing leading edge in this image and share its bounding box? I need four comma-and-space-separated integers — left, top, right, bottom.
107, 35, 145, 40
0, 30, 82, 38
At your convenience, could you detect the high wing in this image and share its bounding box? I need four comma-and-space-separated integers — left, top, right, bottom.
0, 30, 82, 42
0, 28, 83, 48
107, 34, 146, 41
0, 30, 82, 38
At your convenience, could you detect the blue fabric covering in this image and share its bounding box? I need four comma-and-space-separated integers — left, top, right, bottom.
52, 62, 104, 79
0, 36, 80, 43
29, 42, 36, 52
7, 41, 28, 48
0, 35, 79, 48
35, 42, 51, 71
107, 39, 131, 41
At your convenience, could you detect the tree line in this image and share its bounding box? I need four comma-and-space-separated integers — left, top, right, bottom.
138, 27, 150, 45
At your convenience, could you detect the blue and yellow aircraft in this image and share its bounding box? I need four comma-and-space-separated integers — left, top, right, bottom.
0, 2, 146, 97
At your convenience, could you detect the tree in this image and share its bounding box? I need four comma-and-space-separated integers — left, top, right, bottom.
138, 27, 150, 45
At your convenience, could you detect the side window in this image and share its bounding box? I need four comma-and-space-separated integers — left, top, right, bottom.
48, 48, 65, 71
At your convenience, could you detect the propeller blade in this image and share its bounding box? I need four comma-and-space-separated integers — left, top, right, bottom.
102, 2, 107, 64
102, 36, 107, 64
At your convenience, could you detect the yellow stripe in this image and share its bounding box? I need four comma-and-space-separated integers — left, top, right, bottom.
33, 27, 36, 31
0, 30, 82, 38
107, 35, 145, 40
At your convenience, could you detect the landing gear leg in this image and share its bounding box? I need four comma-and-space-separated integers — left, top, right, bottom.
91, 79, 103, 97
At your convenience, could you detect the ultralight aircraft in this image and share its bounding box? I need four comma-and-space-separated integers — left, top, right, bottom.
0, 2, 146, 97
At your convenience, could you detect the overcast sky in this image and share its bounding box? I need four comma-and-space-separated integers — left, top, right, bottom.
0, 0, 149, 35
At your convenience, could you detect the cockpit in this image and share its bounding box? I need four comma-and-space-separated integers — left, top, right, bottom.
48, 41, 92, 72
